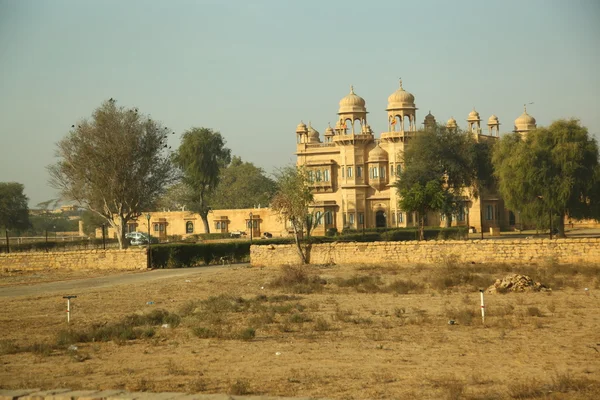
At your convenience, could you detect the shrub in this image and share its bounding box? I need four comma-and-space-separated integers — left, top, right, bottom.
387, 279, 425, 294
229, 379, 250, 395
314, 317, 331, 331
235, 327, 256, 341
325, 228, 338, 237
269, 265, 325, 294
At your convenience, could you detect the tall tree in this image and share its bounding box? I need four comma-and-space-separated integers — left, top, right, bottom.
395, 126, 476, 238
0, 182, 30, 233
270, 165, 315, 264
493, 119, 600, 237
208, 156, 277, 209
48, 99, 175, 248
173, 127, 231, 233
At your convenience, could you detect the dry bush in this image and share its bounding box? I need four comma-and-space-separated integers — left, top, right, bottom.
0, 339, 20, 355
335, 275, 382, 293
165, 359, 186, 375
526, 306, 544, 317
387, 278, 426, 294
269, 265, 325, 294
314, 317, 331, 331
288, 312, 311, 324
550, 372, 599, 393
229, 379, 250, 395
507, 379, 545, 399
445, 306, 478, 326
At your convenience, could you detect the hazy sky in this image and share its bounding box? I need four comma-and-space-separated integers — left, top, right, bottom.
1, 0, 599, 207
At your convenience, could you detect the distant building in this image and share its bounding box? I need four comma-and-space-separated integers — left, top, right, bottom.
294, 80, 538, 235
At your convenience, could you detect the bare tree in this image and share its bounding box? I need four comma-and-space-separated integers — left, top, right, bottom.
270, 165, 315, 264
48, 99, 176, 248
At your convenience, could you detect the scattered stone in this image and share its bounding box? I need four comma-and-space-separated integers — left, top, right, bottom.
486, 274, 548, 294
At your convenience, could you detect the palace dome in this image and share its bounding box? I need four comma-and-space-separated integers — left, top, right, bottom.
467, 108, 480, 121
446, 117, 458, 128
488, 114, 499, 124
368, 145, 388, 162
387, 79, 415, 110
338, 86, 366, 114
296, 121, 307, 133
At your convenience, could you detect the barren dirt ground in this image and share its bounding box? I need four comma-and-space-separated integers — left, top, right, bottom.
1, 261, 599, 399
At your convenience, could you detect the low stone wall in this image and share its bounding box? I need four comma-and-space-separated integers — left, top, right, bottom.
0, 249, 147, 271
250, 238, 600, 267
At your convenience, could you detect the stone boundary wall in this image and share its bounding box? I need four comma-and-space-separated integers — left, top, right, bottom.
250, 238, 600, 267
0, 249, 147, 271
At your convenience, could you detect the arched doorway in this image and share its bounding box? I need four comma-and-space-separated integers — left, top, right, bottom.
375, 210, 387, 228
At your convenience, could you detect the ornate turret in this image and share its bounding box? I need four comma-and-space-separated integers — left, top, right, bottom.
386, 79, 417, 132
337, 86, 368, 135
487, 114, 500, 136
514, 104, 537, 136
423, 111, 436, 131
467, 108, 481, 134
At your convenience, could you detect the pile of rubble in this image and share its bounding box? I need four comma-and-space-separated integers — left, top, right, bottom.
486, 274, 548, 294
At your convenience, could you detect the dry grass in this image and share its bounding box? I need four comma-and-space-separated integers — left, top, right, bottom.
0, 260, 599, 399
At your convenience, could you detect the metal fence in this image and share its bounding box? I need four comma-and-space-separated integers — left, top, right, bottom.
0, 236, 121, 253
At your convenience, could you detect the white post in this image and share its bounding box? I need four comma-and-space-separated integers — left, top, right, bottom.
479, 289, 485, 325
63, 295, 77, 323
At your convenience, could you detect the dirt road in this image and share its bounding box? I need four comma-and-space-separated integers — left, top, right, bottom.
0, 264, 244, 298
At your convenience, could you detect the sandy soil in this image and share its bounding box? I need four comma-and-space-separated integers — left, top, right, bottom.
0, 262, 599, 399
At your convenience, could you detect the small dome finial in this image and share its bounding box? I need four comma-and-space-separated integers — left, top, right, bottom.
350, 85, 355, 94
399, 78, 403, 89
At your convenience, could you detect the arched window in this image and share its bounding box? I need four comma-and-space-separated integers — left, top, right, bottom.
186, 221, 194, 234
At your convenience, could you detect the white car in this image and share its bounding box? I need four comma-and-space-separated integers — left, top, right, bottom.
125, 232, 157, 245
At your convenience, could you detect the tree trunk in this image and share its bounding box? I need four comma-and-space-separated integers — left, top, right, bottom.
419, 214, 425, 241
117, 215, 127, 249
556, 213, 566, 238
200, 211, 210, 234
292, 222, 308, 264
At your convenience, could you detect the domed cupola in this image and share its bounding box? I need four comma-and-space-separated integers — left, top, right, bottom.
324, 123, 335, 142
337, 85, 369, 135
487, 114, 500, 136
367, 145, 388, 190
467, 108, 481, 134
306, 122, 321, 143
423, 111, 436, 130
368, 145, 388, 162
338, 85, 366, 114
514, 105, 536, 135
386, 79, 418, 133
387, 79, 415, 110
295, 120, 308, 143
446, 117, 458, 130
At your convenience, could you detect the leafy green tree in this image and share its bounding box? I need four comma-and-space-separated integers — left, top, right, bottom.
155, 182, 195, 211
81, 210, 107, 236
208, 156, 276, 209
173, 127, 232, 233
48, 99, 175, 248
270, 165, 315, 264
0, 182, 30, 233
397, 180, 446, 240
28, 214, 78, 236
395, 126, 478, 237
493, 119, 600, 237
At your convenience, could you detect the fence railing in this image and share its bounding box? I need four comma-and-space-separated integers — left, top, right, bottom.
0, 236, 121, 253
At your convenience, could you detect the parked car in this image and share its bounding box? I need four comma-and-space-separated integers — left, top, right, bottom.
262, 232, 273, 239
126, 232, 158, 245
230, 231, 247, 238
